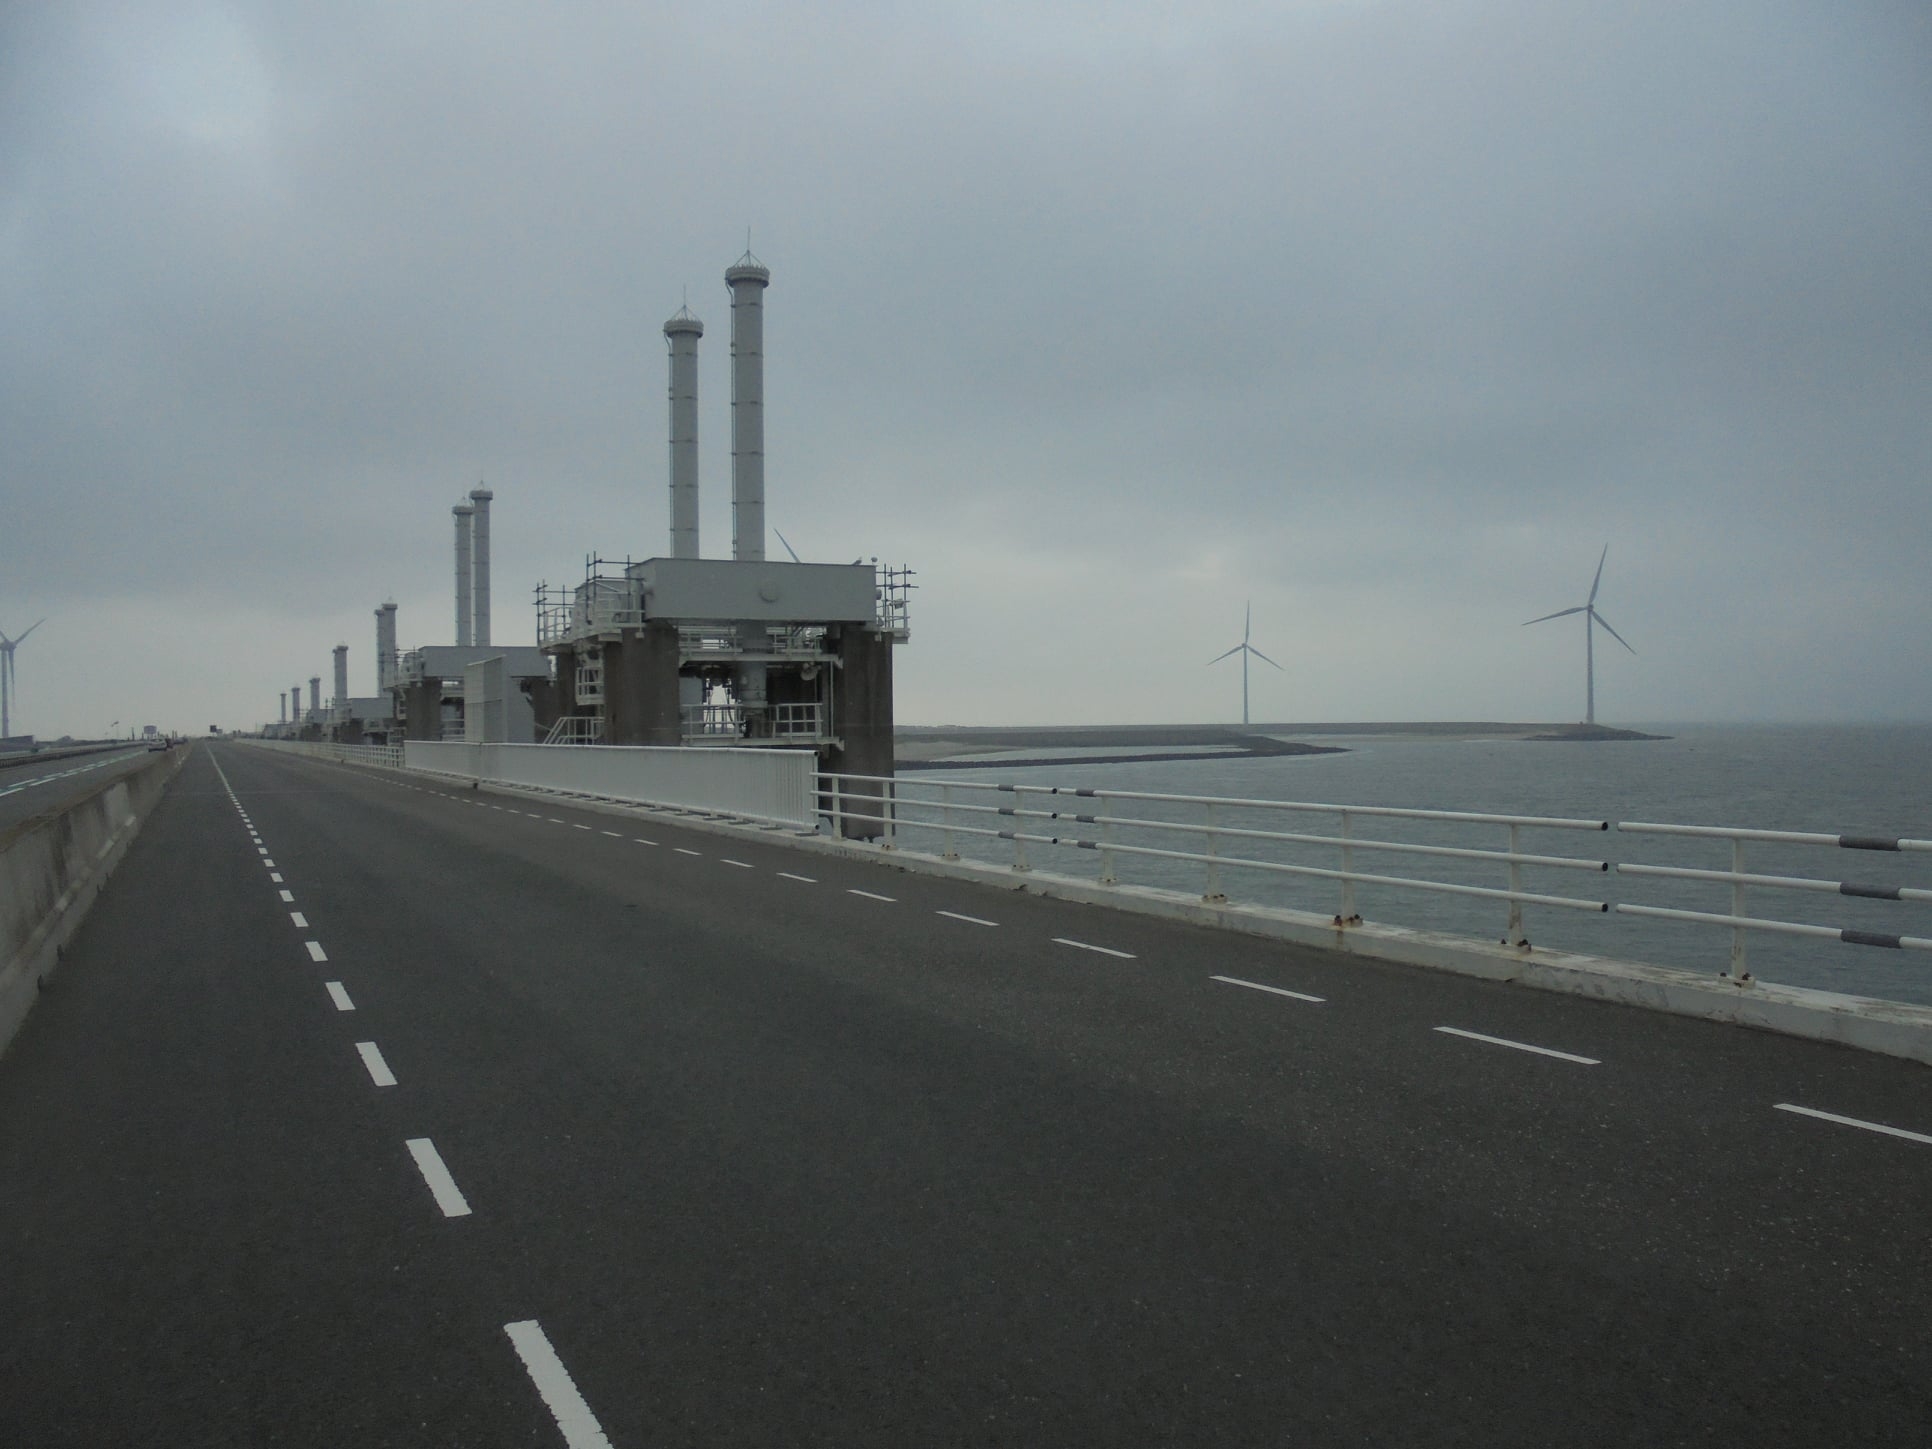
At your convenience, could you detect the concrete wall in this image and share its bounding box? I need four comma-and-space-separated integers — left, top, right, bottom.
0, 747, 186, 1059
406, 739, 815, 827
602, 623, 683, 746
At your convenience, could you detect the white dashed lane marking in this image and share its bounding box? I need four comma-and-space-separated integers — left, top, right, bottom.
1211, 975, 1324, 1004
847, 889, 896, 903
675, 848, 702, 857
1434, 1026, 1599, 1066
937, 910, 997, 927
406, 1138, 473, 1218
289, 912, 308, 929
325, 981, 355, 1012
503, 1320, 613, 1449
721, 859, 753, 869
355, 1041, 397, 1087
305, 941, 328, 963
279, 889, 294, 902
1053, 938, 1136, 959
777, 872, 816, 883
1774, 1103, 1932, 1146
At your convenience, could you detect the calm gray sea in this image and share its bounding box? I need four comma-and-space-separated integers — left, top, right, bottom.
908, 724, 1932, 1007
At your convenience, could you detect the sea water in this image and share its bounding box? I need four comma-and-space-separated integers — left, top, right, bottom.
905, 724, 1932, 1007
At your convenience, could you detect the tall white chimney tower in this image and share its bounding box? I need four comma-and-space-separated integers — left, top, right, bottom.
726, 252, 770, 563
308, 677, 321, 717
279, 695, 287, 725
375, 601, 399, 693
291, 686, 301, 723
332, 645, 349, 719
664, 307, 704, 558
469, 486, 493, 647
453, 502, 475, 648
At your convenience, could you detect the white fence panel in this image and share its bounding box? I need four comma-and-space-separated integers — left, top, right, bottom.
405, 741, 815, 827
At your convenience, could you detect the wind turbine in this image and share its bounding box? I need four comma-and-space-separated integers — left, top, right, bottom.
1523, 546, 1634, 725
1208, 602, 1281, 727
0, 619, 45, 740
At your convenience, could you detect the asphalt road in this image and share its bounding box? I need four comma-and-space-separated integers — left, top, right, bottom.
2, 742, 1929, 1446
0, 744, 159, 834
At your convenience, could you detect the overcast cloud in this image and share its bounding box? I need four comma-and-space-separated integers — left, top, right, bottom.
3, 1, 1929, 735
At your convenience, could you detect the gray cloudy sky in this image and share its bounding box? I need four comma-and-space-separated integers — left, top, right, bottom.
4, 1, 1929, 735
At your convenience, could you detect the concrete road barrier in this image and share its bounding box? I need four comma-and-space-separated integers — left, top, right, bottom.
0, 745, 187, 1058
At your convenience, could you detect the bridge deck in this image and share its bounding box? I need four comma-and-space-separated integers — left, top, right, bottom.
2, 743, 1928, 1444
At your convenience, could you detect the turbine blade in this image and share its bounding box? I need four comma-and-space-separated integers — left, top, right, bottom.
773, 530, 802, 564
1588, 545, 1607, 606
1591, 609, 1637, 654
1246, 645, 1284, 671
1208, 645, 1243, 665
1243, 600, 1251, 645
1523, 606, 1585, 626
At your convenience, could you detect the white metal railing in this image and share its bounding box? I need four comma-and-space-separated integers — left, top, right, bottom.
247, 739, 404, 768
679, 702, 826, 744
819, 774, 1610, 946
543, 715, 605, 746
815, 774, 1932, 992
575, 660, 604, 706
1615, 822, 1932, 980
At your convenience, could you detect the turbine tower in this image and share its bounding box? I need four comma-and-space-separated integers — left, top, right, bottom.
1208, 603, 1281, 727
1523, 545, 1636, 725
0, 619, 45, 740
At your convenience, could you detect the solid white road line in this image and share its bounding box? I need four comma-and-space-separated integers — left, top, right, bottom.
325, 981, 355, 1011
1053, 937, 1136, 959
356, 1041, 397, 1087
305, 940, 328, 963
777, 871, 816, 883
279, 889, 294, 902
1433, 1025, 1599, 1065
406, 1138, 473, 1218
937, 910, 998, 927
503, 1320, 613, 1449
721, 859, 754, 869
1774, 1103, 1932, 1146
1211, 974, 1325, 1004
848, 888, 896, 903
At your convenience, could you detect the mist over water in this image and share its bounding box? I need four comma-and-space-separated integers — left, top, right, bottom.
907, 725, 1932, 1007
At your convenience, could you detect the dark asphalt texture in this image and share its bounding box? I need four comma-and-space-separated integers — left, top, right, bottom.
2, 743, 1929, 1446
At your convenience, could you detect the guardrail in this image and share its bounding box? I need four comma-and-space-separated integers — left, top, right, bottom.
822, 774, 1610, 946
818, 773, 1932, 995
249, 739, 403, 769
1615, 822, 1932, 980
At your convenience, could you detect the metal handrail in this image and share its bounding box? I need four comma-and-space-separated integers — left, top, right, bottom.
815, 772, 1931, 981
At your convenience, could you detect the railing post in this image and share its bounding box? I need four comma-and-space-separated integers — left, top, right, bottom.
1011, 785, 1030, 872
1339, 809, 1356, 923
830, 773, 843, 838
1097, 796, 1117, 885
883, 776, 897, 850
940, 783, 958, 860
1203, 801, 1224, 903
1730, 837, 1749, 981
1506, 822, 1526, 947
